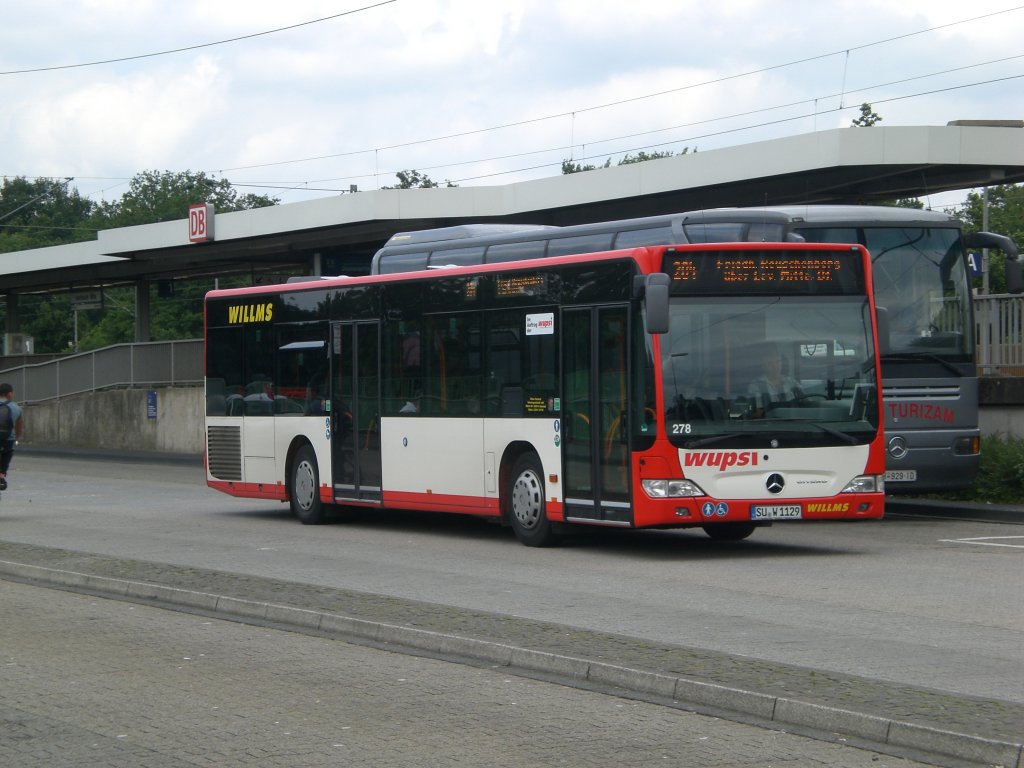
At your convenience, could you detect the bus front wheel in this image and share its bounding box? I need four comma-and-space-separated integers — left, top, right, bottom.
508, 453, 558, 547
291, 444, 326, 525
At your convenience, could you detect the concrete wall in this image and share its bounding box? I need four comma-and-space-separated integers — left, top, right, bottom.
15, 382, 1024, 458
21, 386, 204, 456
978, 377, 1024, 440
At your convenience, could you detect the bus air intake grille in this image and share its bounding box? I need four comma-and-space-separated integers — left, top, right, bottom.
207, 426, 242, 481
882, 385, 960, 400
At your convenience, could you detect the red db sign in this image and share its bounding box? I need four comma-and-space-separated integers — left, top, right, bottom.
188, 203, 215, 243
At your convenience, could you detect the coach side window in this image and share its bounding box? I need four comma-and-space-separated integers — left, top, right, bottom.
614, 226, 674, 248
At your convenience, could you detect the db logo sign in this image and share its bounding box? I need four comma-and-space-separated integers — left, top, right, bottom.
188, 203, 215, 243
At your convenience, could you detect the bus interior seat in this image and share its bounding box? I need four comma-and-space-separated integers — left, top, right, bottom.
226, 394, 244, 416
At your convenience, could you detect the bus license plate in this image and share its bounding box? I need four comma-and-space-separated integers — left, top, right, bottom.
751, 505, 802, 520
884, 469, 917, 482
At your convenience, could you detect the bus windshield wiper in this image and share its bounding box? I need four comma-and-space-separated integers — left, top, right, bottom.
767, 419, 860, 444
684, 431, 760, 449
881, 352, 964, 377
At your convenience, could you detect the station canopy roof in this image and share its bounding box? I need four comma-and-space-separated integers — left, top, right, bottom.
3, 122, 1023, 294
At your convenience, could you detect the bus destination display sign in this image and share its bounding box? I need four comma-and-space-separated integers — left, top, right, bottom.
664, 249, 865, 295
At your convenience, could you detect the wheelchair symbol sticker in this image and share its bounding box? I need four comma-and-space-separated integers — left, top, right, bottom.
702, 501, 729, 517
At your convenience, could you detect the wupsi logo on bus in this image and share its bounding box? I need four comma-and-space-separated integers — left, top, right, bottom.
525, 312, 555, 336
684, 451, 759, 471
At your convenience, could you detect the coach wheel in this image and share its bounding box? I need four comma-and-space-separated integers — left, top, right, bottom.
508, 453, 558, 547
702, 522, 756, 541
291, 444, 326, 525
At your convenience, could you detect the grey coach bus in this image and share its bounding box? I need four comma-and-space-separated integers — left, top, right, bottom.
371, 205, 1020, 494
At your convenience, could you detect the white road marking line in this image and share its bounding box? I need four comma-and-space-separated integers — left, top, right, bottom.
939, 536, 1024, 549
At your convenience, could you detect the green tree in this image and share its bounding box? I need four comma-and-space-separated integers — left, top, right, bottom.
0, 176, 96, 254
851, 103, 882, 127
74, 289, 136, 351
561, 158, 612, 174
16, 294, 75, 352
90, 170, 278, 229
381, 170, 457, 189
880, 198, 925, 209
10, 170, 279, 353
956, 183, 1024, 293
562, 148, 689, 174
619, 149, 687, 165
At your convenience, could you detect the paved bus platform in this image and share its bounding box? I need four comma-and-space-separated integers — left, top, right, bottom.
0, 538, 1020, 768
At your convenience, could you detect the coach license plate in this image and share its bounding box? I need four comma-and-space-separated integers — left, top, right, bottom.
884, 469, 917, 482
751, 505, 802, 520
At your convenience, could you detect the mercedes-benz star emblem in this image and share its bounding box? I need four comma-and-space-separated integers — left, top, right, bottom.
888, 435, 909, 460
766, 473, 785, 494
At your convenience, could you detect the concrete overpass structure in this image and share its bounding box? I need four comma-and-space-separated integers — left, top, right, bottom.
3, 122, 1023, 345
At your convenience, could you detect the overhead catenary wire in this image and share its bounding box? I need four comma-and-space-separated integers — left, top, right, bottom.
6, 6, 1023, 196
214, 5, 1024, 175
221, 71, 1024, 192
0, 2, 397, 76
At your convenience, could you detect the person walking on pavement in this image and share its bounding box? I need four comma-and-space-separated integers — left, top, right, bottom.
0, 382, 25, 492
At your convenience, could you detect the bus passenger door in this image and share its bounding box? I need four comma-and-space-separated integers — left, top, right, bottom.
332, 321, 382, 503
562, 306, 631, 524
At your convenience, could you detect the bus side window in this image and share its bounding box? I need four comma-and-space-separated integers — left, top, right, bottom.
424, 314, 482, 416
207, 326, 244, 415
383, 319, 424, 415
485, 310, 556, 417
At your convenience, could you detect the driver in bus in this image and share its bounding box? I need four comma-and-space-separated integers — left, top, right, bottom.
748, 343, 803, 416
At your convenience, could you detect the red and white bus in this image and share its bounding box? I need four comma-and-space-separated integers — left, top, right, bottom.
205, 242, 885, 546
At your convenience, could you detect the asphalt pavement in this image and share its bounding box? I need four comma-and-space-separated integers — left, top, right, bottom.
0, 577, 940, 768
1, 447, 1022, 767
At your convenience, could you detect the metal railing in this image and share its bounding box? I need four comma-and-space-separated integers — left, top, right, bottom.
0, 340, 203, 404
975, 294, 1024, 375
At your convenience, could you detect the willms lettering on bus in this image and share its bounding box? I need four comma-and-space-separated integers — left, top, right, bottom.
227, 302, 274, 324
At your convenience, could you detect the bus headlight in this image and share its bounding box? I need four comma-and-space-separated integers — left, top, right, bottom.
841, 475, 884, 494
642, 479, 706, 498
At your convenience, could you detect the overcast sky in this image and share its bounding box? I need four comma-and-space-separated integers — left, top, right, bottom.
1, 0, 1021, 212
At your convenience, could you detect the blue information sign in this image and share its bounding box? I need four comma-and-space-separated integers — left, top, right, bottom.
967, 251, 983, 278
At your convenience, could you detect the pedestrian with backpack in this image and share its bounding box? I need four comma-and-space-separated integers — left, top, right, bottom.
0, 383, 24, 492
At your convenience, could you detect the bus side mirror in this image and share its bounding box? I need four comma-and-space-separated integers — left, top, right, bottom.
644, 273, 670, 334
964, 231, 1022, 294
1006, 259, 1024, 295
875, 306, 890, 356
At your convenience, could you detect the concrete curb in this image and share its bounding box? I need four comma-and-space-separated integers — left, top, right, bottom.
886, 497, 1024, 525
1, 558, 1020, 768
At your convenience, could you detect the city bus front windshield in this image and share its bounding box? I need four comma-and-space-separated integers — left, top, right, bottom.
796, 226, 972, 360
661, 296, 879, 448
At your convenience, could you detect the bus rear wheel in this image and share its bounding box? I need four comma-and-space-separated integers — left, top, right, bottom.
702, 522, 756, 541
508, 453, 558, 547
291, 444, 326, 525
